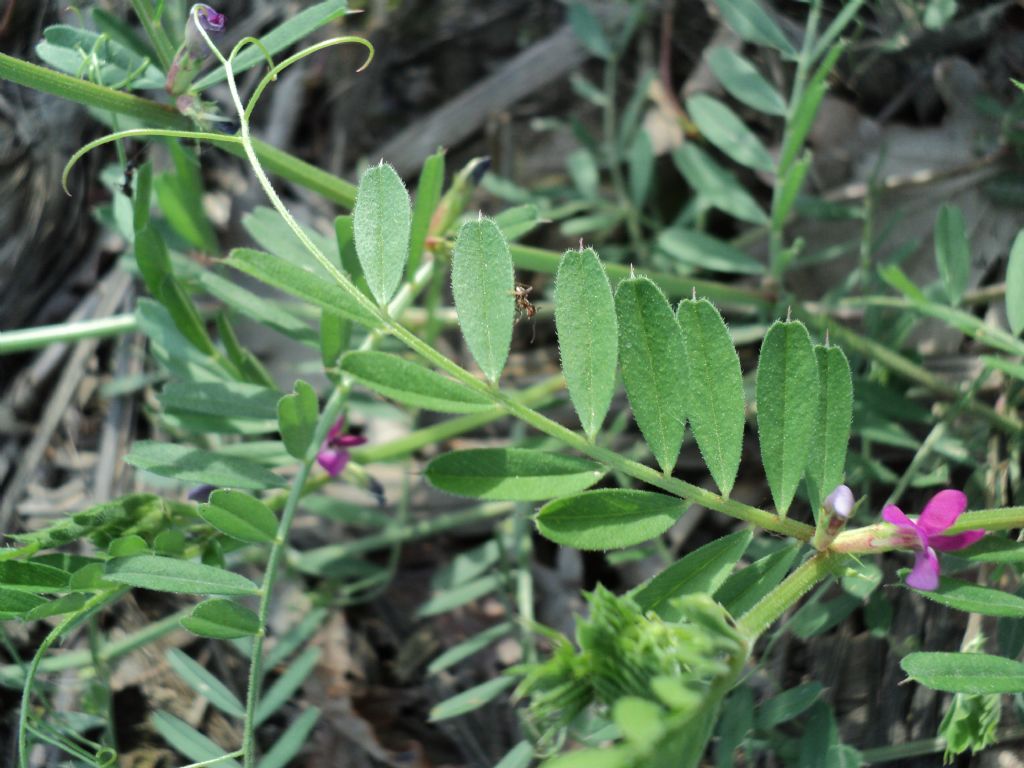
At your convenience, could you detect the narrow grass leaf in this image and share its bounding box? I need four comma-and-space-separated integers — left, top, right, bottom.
555, 248, 618, 438
901, 652, 1024, 694
451, 218, 515, 382
151, 711, 242, 768
715, 544, 800, 617
706, 47, 787, 116
615, 277, 688, 473
199, 490, 278, 544
181, 598, 261, 640
341, 351, 493, 413
277, 380, 319, 459
935, 204, 970, 305
426, 448, 604, 501
408, 149, 445, 275
428, 622, 515, 675
756, 321, 819, 516
711, 0, 796, 56
255, 647, 322, 725
165, 648, 245, 718
633, 530, 752, 615
778, 43, 843, 174
536, 489, 686, 551
226, 248, 378, 328
686, 94, 774, 172
104, 555, 260, 595
265, 607, 329, 669
806, 345, 852, 510
257, 707, 320, 768
353, 162, 411, 305
429, 676, 516, 721
126, 441, 285, 489
908, 576, 1024, 617
1008, 229, 1024, 336
677, 298, 745, 495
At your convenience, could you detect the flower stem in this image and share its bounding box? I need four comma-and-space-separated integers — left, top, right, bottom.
736, 551, 842, 641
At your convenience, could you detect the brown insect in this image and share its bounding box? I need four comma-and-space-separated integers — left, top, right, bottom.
512, 283, 537, 342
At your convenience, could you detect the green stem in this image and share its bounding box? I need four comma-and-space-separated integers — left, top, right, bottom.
0, 314, 137, 355
129, 0, 176, 71
736, 551, 841, 640
18, 589, 127, 767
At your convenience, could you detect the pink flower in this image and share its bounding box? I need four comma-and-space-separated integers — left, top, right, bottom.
882, 490, 984, 591
316, 418, 366, 477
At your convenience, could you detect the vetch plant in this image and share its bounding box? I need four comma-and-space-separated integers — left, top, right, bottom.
0, 1, 1023, 766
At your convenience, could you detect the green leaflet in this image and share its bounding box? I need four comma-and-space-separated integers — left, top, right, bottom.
711, 0, 796, 56
632, 530, 752, 616
353, 162, 412, 305
104, 555, 260, 595
805, 345, 853, 511
909, 576, 1024, 617
657, 227, 765, 276
159, 381, 282, 421
199, 490, 278, 544
536, 489, 687, 551
672, 144, 769, 225
125, 441, 285, 489
451, 218, 515, 382
705, 47, 787, 116
340, 350, 493, 413
901, 652, 1024, 694
677, 298, 745, 496
1007, 229, 1024, 336
554, 248, 618, 439
935, 204, 970, 305
426, 448, 604, 501
615, 277, 688, 473
685, 94, 774, 172
225, 248, 378, 328
277, 380, 320, 460
755, 321, 819, 517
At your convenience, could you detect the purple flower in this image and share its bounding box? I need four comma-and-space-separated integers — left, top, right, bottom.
882, 490, 984, 591
185, 4, 226, 56
316, 418, 366, 477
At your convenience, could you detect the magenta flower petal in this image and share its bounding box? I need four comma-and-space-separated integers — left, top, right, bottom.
916, 490, 967, 537
906, 547, 940, 590
882, 505, 926, 548
317, 448, 349, 477
336, 434, 367, 448
929, 529, 985, 552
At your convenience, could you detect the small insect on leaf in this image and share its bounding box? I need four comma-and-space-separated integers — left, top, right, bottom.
512, 283, 537, 342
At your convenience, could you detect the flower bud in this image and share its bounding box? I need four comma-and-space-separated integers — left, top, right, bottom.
167, 4, 226, 96
825, 484, 854, 520
184, 4, 226, 58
